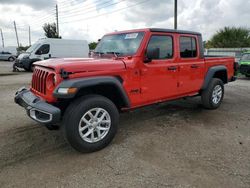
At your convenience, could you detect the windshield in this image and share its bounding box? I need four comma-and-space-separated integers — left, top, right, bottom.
241, 53, 250, 61
94, 32, 144, 56
26, 42, 41, 53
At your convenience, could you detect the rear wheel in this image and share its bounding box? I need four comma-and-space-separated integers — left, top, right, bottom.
63, 95, 119, 153
201, 78, 224, 109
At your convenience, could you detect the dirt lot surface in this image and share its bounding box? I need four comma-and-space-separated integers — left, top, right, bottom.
0, 61, 249, 188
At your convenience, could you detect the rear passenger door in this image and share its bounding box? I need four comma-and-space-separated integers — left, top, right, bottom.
178, 35, 204, 94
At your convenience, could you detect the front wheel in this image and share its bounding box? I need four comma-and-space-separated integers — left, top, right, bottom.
63, 95, 119, 153
201, 78, 224, 109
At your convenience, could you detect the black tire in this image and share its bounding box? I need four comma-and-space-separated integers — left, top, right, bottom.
8, 57, 15, 62
63, 95, 119, 153
201, 78, 224, 109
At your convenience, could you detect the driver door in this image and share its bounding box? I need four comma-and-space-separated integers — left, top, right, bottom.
35, 44, 50, 60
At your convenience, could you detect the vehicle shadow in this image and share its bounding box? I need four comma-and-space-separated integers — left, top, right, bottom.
0, 98, 204, 168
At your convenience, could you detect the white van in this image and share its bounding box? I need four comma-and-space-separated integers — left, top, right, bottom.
15, 38, 89, 71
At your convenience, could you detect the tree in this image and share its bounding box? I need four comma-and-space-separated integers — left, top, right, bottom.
43, 23, 61, 38
89, 42, 98, 50
208, 27, 250, 48
17, 45, 30, 52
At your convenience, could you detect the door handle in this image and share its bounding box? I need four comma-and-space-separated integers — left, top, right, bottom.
167, 66, 177, 71
191, 64, 199, 69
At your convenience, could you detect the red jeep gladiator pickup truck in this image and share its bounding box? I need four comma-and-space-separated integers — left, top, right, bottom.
15, 28, 237, 152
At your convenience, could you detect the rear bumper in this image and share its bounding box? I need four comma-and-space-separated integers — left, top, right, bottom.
14, 87, 61, 125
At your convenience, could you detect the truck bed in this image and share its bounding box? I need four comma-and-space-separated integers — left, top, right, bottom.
204, 56, 235, 81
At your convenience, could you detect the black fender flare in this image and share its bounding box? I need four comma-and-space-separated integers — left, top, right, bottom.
53, 76, 130, 108
201, 65, 228, 90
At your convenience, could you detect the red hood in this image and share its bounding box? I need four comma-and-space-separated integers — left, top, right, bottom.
34, 58, 126, 73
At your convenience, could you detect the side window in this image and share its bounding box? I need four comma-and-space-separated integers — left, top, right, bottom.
180, 37, 197, 58
147, 35, 173, 59
35, 44, 50, 55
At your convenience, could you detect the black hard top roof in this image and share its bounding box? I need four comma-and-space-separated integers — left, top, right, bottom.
149, 28, 202, 36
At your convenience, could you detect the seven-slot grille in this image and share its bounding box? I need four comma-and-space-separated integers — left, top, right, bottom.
32, 68, 49, 94
240, 65, 250, 74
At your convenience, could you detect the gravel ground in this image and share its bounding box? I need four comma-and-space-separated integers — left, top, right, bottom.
0, 61, 249, 188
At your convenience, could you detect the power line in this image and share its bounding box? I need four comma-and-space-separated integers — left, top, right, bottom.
57, 0, 75, 5
23, 13, 55, 26
59, 0, 113, 13
60, 0, 151, 24
59, 0, 95, 8
59, 0, 126, 19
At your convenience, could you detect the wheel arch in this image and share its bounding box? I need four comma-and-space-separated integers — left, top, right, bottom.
201, 65, 228, 90
53, 76, 130, 110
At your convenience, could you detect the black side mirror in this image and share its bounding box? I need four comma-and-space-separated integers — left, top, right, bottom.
144, 48, 160, 63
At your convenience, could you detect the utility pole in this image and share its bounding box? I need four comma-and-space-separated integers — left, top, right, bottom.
56, 4, 59, 37
0, 29, 4, 48
28, 26, 31, 46
13, 21, 20, 47
174, 0, 177, 30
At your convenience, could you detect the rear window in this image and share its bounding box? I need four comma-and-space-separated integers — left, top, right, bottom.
180, 37, 197, 58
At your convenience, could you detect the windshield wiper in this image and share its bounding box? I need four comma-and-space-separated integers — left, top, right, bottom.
94, 51, 104, 56
105, 51, 121, 58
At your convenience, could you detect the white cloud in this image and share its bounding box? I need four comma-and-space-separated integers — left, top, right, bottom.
0, 0, 250, 47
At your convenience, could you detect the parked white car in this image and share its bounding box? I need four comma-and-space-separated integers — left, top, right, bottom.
0, 51, 16, 61
15, 38, 89, 71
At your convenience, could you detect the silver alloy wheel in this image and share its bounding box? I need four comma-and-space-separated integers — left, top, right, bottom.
78, 107, 111, 143
212, 85, 222, 104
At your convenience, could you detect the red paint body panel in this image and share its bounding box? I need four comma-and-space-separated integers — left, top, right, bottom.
31, 28, 235, 108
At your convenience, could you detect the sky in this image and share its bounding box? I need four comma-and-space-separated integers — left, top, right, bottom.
0, 0, 250, 47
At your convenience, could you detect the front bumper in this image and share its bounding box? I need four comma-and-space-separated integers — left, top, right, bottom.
14, 58, 32, 69
14, 87, 61, 124
239, 64, 250, 75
